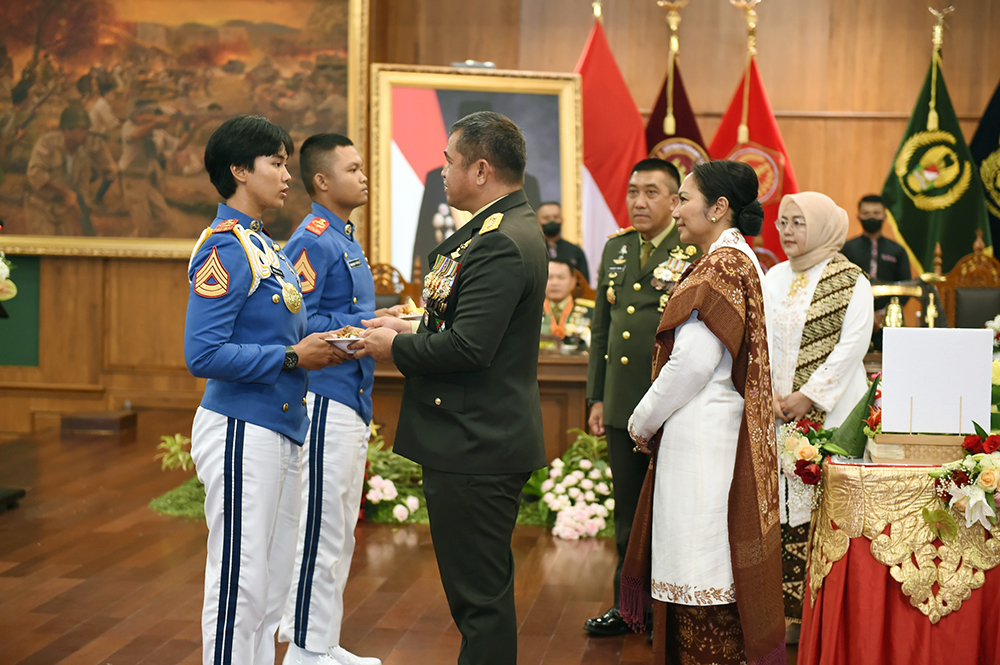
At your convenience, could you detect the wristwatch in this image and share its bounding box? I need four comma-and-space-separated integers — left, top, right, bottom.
283, 345, 299, 372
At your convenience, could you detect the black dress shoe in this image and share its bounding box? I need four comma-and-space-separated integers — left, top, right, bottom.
583, 607, 632, 636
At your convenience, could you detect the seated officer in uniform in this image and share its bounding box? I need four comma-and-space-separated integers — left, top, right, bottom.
541, 258, 594, 352
184, 115, 346, 665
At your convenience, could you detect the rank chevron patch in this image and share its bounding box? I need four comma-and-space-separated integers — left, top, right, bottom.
193, 246, 230, 298
294, 248, 317, 293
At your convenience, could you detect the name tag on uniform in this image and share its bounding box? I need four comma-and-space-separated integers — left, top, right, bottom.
347, 258, 363, 269
880, 254, 897, 263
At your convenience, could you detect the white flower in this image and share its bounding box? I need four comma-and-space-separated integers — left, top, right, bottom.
585, 490, 596, 502
594, 505, 609, 518
950, 484, 997, 530
980, 453, 1000, 471
549, 467, 563, 478
0, 262, 8, 281
596, 482, 610, 495
366, 488, 383, 504
573, 470, 585, 480
541, 478, 555, 492
554, 483, 566, 494
605, 468, 613, 479
605, 498, 615, 511
562, 474, 578, 487
963, 456, 978, 473
382, 479, 398, 501
368, 475, 385, 490
584, 519, 601, 537
579, 459, 593, 470
543, 491, 555, 502
393, 504, 409, 521
406, 495, 420, 513
568, 487, 582, 499
588, 469, 603, 480
580, 479, 594, 491
558, 495, 571, 509
552, 458, 564, 469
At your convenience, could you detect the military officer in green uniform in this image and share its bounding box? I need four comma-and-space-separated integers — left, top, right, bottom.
355, 112, 547, 665
541, 258, 595, 352
584, 158, 699, 636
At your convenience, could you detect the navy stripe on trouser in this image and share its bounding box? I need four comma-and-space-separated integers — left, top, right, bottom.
214, 418, 244, 665
294, 396, 328, 646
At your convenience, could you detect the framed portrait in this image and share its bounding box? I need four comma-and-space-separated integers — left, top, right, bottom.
0, 0, 369, 258
369, 64, 582, 281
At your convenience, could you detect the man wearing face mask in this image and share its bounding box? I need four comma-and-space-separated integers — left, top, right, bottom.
538, 201, 590, 284
842, 194, 911, 350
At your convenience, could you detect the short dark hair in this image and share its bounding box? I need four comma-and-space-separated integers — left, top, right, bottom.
691, 160, 764, 236
538, 201, 561, 209
858, 194, 885, 208
450, 111, 526, 186
547, 259, 573, 275
204, 115, 294, 199
631, 158, 681, 192
300, 133, 354, 196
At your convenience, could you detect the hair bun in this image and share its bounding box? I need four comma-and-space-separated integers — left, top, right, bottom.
736, 199, 765, 236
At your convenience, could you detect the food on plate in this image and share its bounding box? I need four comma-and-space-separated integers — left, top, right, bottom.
327, 325, 365, 339
400, 297, 424, 316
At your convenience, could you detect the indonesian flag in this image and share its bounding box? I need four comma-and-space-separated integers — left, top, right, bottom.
709, 57, 798, 260
575, 20, 648, 281
390, 86, 449, 279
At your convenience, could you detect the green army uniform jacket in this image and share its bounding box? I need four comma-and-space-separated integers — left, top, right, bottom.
392, 189, 549, 474
586, 225, 699, 430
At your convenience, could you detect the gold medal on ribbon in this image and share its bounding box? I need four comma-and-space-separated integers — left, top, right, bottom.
658, 292, 670, 312
606, 285, 616, 305
281, 280, 302, 313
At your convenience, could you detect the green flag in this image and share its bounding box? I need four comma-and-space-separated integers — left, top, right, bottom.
882, 52, 991, 274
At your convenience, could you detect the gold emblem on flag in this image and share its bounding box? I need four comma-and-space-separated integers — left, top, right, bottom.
649, 137, 709, 182
726, 142, 785, 205
895, 130, 972, 211
980, 148, 1000, 219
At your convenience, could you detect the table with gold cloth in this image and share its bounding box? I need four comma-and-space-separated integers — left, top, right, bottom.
800, 461, 1000, 665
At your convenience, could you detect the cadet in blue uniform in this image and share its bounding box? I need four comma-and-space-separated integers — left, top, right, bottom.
185, 116, 347, 665
278, 134, 397, 665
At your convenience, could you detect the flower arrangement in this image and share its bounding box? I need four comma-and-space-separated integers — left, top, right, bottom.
777, 420, 846, 488
0, 250, 16, 302
986, 315, 1000, 350
522, 429, 615, 540
928, 422, 999, 532
863, 378, 883, 440
992, 360, 1000, 432
362, 423, 427, 523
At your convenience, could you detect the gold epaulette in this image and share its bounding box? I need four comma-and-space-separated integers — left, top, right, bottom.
479, 212, 504, 235
575, 298, 595, 308
608, 226, 636, 238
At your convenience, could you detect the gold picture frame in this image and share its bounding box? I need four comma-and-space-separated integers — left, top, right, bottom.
369, 64, 582, 279
1, 0, 369, 258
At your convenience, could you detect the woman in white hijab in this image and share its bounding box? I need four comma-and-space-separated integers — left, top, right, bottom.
764, 191, 874, 643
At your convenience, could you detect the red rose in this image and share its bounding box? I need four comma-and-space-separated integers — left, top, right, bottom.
934, 478, 952, 502
795, 459, 822, 485
963, 435, 985, 455
796, 419, 822, 434
984, 435, 1000, 454
953, 470, 971, 487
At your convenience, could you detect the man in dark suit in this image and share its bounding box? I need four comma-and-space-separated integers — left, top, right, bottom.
842, 194, 912, 350
584, 158, 699, 636
356, 111, 547, 665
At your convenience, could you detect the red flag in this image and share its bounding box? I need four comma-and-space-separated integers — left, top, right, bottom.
575, 20, 648, 279
645, 64, 708, 180
709, 57, 798, 259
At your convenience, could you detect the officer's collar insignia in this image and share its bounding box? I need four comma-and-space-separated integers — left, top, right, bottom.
294, 248, 317, 293
214, 218, 239, 233
479, 212, 503, 235
344, 221, 354, 237
249, 219, 263, 232
306, 217, 329, 236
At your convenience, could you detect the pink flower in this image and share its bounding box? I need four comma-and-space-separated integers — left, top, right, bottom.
368, 475, 385, 490
596, 482, 610, 495
541, 478, 555, 492
366, 488, 383, 504
392, 504, 409, 521
382, 480, 398, 501
406, 495, 420, 512
579, 459, 593, 470
584, 519, 601, 536
581, 479, 594, 491
585, 490, 596, 502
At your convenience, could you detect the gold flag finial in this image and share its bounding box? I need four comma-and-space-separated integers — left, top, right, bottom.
730, 0, 762, 144
657, 1, 689, 136
593, 0, 603, 21
926, 6, 954, 131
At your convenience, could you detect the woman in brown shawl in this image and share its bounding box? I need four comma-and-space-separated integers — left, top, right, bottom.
621, 160, 785, 665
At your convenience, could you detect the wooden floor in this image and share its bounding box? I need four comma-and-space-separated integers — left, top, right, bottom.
0, 410, 797, 665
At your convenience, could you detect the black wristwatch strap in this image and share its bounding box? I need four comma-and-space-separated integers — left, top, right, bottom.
283, 345, 298, 372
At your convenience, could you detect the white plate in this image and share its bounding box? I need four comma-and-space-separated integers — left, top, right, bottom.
324, 336, 363, 354
400, 313, 424, 321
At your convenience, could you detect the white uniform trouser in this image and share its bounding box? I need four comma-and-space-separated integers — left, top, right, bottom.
279, 394, 369, 653
191, 407, 301, 665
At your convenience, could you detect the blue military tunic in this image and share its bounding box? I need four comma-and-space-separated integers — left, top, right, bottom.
184, 203, 310, 445
283, 203, 376, 423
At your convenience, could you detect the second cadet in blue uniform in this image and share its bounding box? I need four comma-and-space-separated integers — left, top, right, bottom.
185, 116, 347, 665
278, 134, 398, 665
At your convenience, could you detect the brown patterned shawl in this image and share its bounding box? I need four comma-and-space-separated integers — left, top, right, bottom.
620, 246, 785, 665
792, 254, 862, 425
